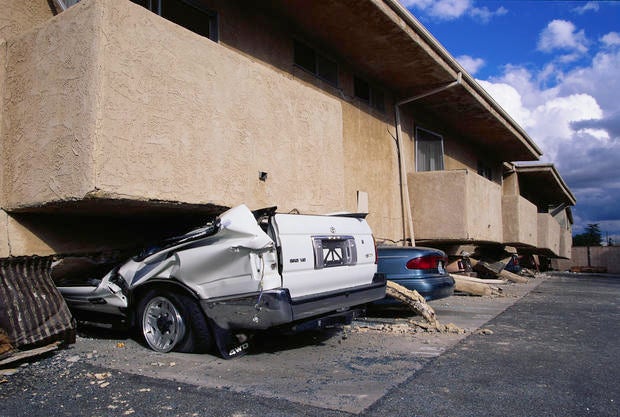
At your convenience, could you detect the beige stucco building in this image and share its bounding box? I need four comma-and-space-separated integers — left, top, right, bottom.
1, 0, 574, 262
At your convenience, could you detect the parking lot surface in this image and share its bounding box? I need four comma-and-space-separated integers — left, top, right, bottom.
2, 274, 618, 416
366, 273, 620, 417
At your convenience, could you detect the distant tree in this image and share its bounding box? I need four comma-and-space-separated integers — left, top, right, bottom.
573, 224, 602, 247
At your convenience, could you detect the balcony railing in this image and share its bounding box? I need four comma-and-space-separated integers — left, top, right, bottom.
537, 213, 561, 257
407, 169, 503, 243
1, 0, 345, 214
559, 227, 572, 259
502, 194, 538, 247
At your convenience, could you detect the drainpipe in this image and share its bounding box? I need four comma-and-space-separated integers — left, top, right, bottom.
394, 72, 462, 247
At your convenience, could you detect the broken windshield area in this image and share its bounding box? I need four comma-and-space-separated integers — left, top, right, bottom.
133, 219, 221, 262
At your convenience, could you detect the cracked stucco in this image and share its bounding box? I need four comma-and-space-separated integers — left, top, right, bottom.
0, 0, 54, 42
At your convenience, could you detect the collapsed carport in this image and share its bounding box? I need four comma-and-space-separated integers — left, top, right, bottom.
0, 201, 227, 361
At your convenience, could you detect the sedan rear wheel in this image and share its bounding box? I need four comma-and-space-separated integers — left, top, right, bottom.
141, 295, 186, 353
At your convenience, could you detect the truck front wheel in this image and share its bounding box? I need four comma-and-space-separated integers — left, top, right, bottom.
138, 290, 212, 353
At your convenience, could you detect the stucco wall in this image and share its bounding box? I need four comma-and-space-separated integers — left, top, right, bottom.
502, 194, 537, 246
2, 1, 99, 208
97, 0, 344, 212
0, 0, 54, 41
3, 0, 345, 214
443, 135, 478, 172
0, 39, 6, 209
1, 212, 55, 256
537, 213, 561, 256
342, 102, 402, 242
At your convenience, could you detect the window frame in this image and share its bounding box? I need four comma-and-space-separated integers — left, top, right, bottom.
353, 76, 385, 112
477, 160, 494, 181
293, 40, 338, 87
131, 0, 219, 42
415, 127, 445, 172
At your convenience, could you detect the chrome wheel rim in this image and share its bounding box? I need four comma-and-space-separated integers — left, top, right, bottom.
142, 296, 185, 353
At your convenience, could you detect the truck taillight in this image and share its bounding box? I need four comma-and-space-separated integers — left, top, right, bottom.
406, 255, 446, 270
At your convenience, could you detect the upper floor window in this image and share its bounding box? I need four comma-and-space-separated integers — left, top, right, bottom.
415, 128, 444, 172
294, 40, 338, 86
132, 0, 218, 42
354, 76, 385, 112
53, 0, 80, 10
477, 161, 494, 181
55, 0, 219, 42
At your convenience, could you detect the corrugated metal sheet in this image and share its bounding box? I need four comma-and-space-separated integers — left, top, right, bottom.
0, 257, 75, 349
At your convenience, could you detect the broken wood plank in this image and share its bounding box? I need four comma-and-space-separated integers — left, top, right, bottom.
0, 341, 61, 368
386, 280, 436, 324
0, 329, 14, 360
452, 275, 507, 285
499, 269, 529, 283
451, 274, 493, 296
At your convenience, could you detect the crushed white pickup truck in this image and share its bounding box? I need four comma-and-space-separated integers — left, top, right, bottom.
58, 205, 385, 358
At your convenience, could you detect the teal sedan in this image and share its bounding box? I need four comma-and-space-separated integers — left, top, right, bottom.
375, 246, 455, 302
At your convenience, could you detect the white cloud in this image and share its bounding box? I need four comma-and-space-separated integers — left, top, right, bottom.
469, 6, 508, 23
481, 73, 604, 162
456, 55, 485, 74
477, 80, 531, 127
557, 52, 583, 64
572, 1, 599, 14
601, 32, 620, 48
479, 46, 620, 234
431, 0, 471, 20
530, 94, 604, 161
537, 20, 588, 54
400, 0, 433, 8
400, 0, 507, 23
560, 49, 620, 111
400, 0, 470, 20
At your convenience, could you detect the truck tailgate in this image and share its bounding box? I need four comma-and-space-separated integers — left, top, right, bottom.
273, 213, 377, 299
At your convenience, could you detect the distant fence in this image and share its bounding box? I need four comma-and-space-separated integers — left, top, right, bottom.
553, 246, 620, 274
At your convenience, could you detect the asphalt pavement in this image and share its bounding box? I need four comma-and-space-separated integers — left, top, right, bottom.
1, 273, 619, 416
367, 273, 620, 417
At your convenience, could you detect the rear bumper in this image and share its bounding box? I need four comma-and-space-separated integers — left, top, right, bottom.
201, 275, 386, 330
375, 274, 455, 303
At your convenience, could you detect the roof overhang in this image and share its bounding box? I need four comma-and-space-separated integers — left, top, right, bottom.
514, 164, 577, 208
262, 0, 542, 162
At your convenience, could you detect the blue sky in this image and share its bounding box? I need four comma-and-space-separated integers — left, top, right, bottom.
400, 0, 620, 243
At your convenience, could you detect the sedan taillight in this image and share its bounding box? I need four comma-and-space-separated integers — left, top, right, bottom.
373, 236, 378, 264
406, 255, 447, 270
